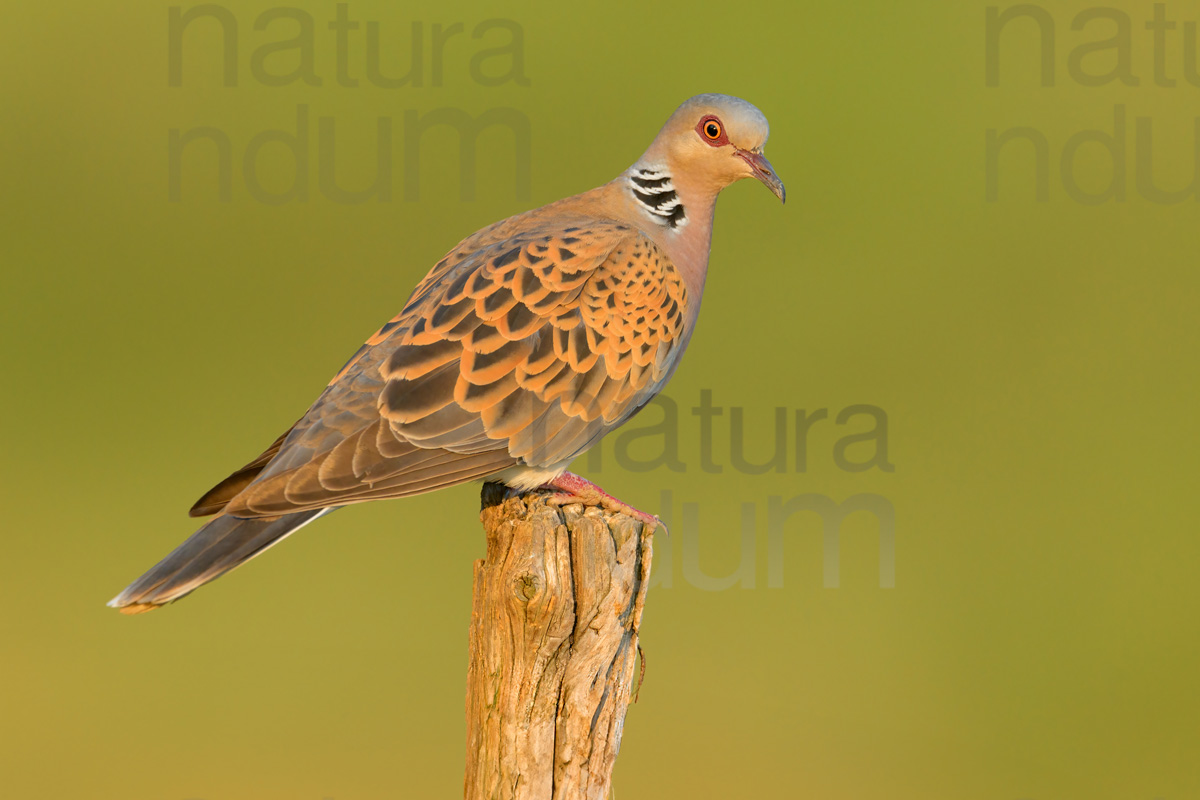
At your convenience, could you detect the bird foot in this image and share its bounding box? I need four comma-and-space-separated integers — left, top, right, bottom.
537, 472, 665, 533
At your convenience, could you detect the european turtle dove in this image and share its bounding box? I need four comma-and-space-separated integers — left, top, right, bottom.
109, 93, 785, 613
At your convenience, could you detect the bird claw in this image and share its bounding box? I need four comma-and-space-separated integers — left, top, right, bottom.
537, 472, 665, 533
544, 492, 665, 533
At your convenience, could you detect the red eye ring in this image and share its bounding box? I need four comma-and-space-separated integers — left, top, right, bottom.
696, 115, 729, 146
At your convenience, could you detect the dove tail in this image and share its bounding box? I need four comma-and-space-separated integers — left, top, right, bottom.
107, 508, 333, 614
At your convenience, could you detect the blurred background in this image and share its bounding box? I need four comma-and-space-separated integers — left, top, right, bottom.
2, 0, 1197, 798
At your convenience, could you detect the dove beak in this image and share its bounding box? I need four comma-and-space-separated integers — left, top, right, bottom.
737, 149, 786, 204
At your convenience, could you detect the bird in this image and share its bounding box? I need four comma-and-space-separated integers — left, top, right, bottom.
108, 93, 785, 614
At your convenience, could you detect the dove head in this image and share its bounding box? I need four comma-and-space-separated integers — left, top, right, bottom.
636, 93, 785, 204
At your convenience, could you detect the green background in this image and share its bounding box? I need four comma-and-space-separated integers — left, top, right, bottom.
2, 0, 1197, 798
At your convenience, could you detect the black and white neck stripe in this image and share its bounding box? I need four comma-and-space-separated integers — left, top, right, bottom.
628, 167, 686, 229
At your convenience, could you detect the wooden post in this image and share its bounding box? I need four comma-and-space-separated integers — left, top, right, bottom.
464, 483, 653, 800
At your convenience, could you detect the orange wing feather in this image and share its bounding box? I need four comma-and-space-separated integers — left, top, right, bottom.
196, 218, 688, 518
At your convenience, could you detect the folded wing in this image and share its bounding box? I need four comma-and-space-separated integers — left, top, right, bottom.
196, 218, 690, 518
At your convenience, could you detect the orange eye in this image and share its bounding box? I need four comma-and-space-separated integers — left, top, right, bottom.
703, 120, 722, 140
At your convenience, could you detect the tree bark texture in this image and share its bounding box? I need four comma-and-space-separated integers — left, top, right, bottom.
464, 483, 653, 800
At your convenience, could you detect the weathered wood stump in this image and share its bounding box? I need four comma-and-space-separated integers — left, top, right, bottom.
464, 483, 653, 800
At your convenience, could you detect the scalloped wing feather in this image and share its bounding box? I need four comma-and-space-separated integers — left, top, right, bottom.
206, 218, 688, 518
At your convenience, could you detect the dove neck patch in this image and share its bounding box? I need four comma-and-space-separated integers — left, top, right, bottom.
628, 167, 687, 230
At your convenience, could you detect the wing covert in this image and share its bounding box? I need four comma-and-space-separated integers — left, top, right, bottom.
220, 219, 688, 517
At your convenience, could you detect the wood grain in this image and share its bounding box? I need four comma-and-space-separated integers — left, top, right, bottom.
465, 483, 652, 799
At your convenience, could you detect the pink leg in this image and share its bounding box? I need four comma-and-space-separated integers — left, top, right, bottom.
538, 472, 664, 532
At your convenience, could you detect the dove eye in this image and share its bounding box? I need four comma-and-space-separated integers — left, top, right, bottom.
696, 115, 729, 146
697, 116, 728, 147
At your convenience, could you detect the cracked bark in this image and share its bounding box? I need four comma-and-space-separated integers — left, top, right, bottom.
464, 483, 653, 800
